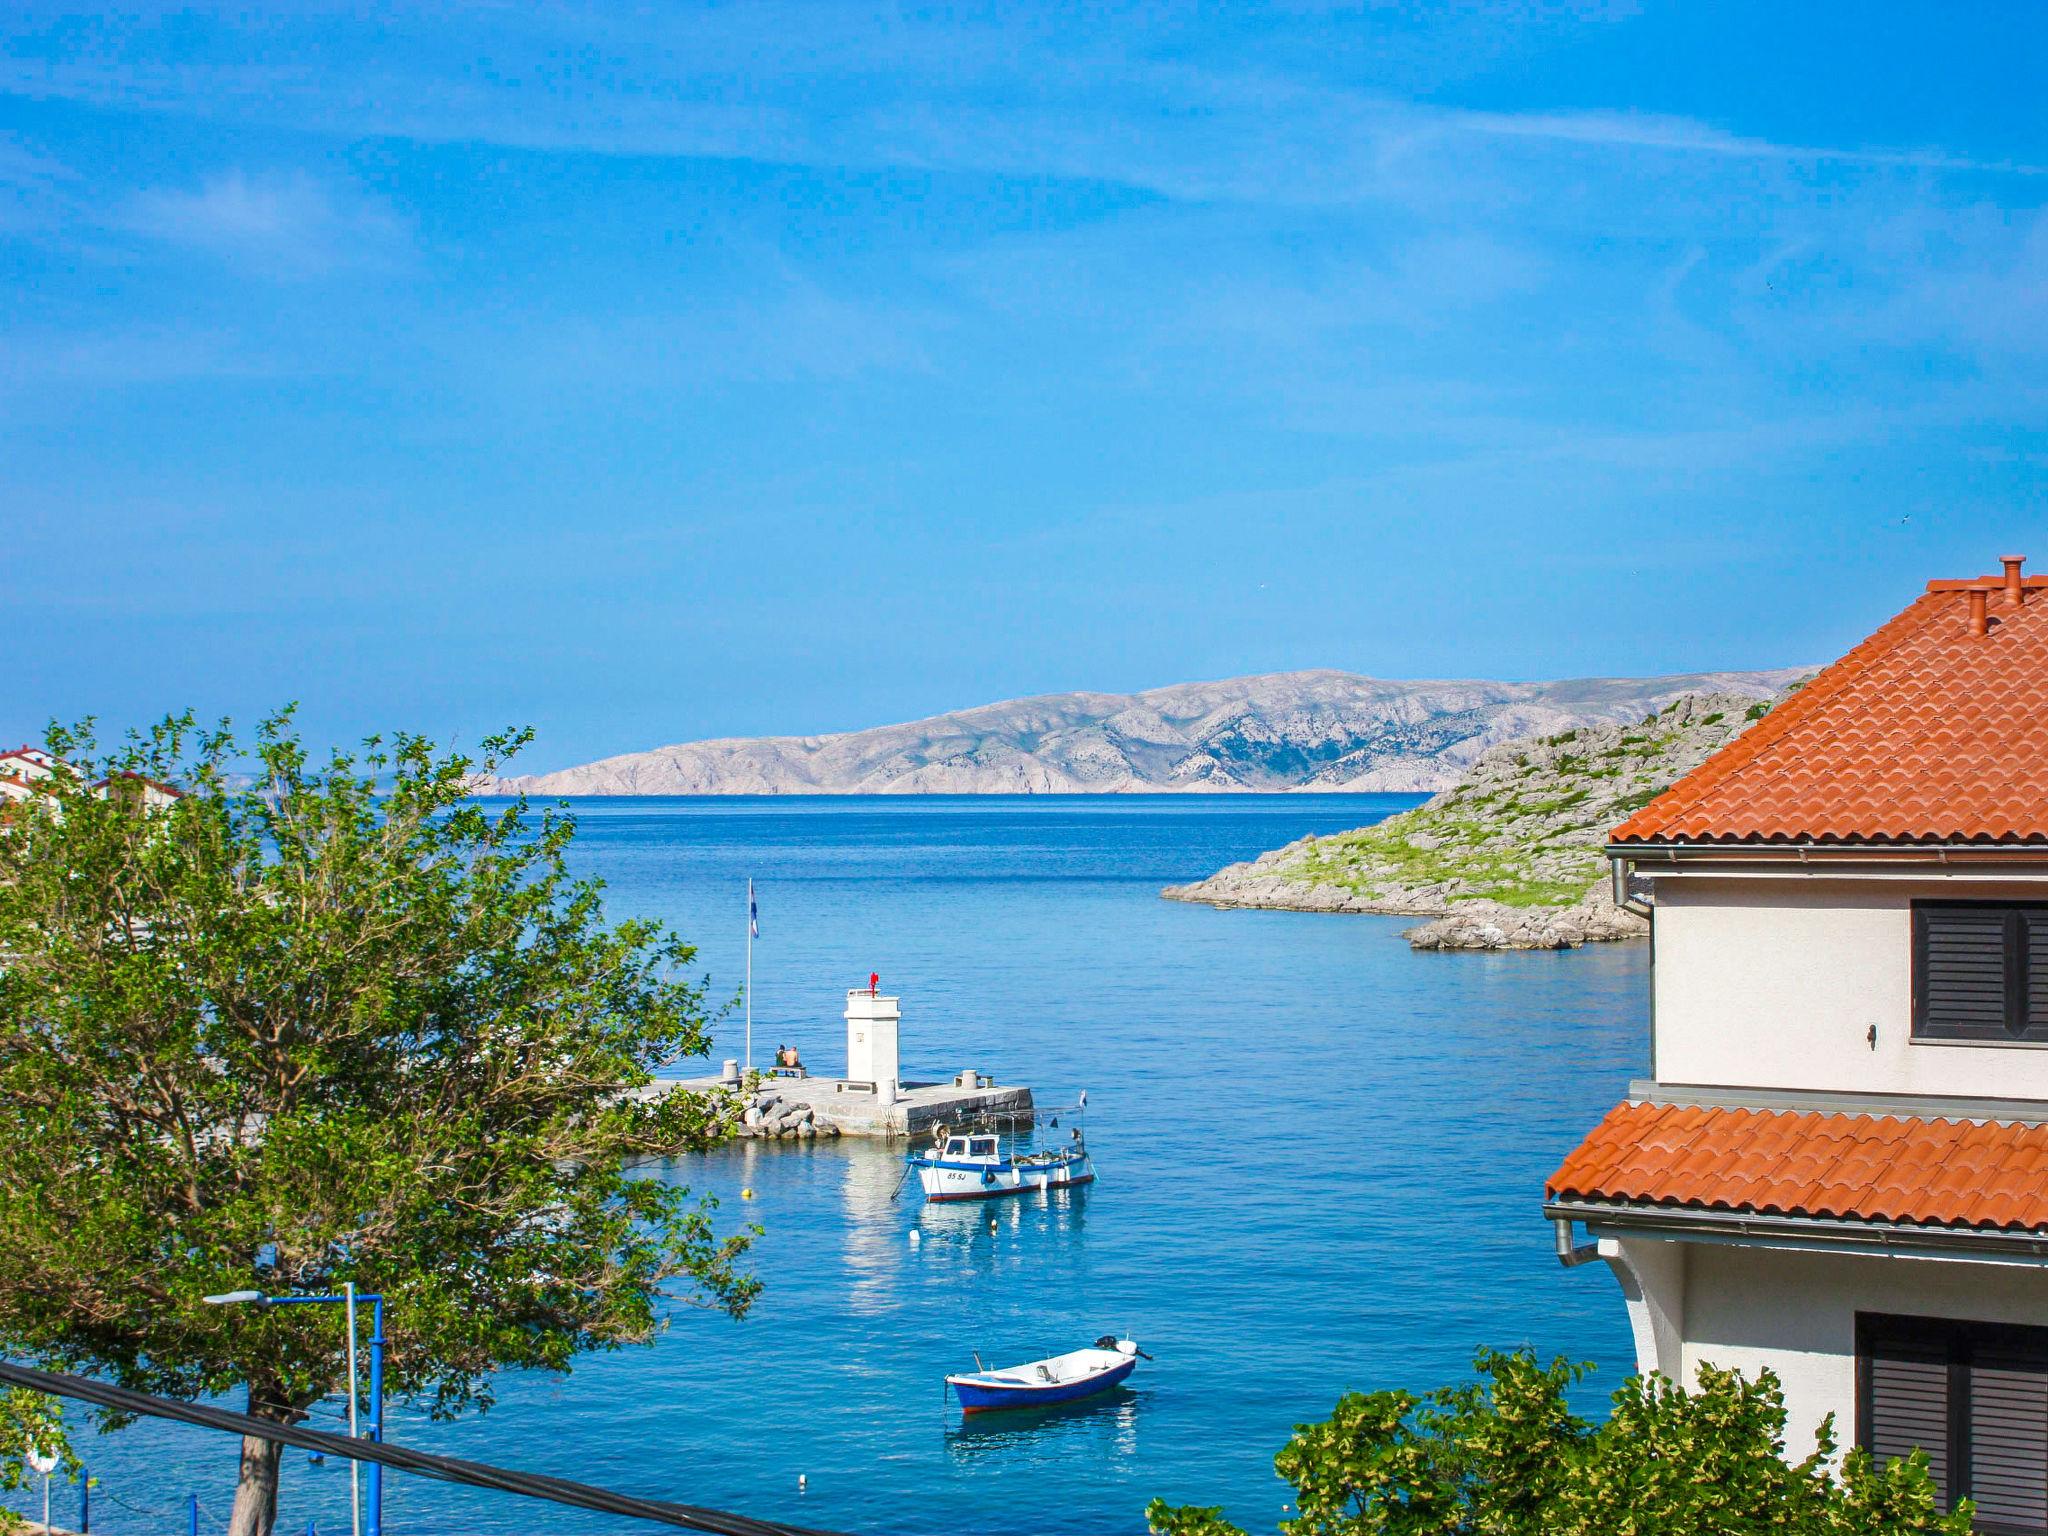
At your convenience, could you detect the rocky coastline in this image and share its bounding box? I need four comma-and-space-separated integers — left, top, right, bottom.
1163, 689, 1790, 951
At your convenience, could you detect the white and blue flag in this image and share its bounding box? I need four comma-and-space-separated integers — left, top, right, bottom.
749, 882, 759, 939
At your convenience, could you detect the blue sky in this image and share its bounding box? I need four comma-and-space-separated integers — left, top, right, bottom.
4, 3, 2044, 772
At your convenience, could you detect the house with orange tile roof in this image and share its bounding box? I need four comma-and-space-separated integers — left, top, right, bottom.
1548, 555, 2048, 1531
0, 749, 181, 812
0, 746, 62, 804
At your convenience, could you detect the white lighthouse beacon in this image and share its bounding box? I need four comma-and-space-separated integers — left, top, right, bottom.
844, 973, 900, 1105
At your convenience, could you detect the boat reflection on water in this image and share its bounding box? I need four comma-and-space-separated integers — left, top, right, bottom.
839, 1142, 917, 1314
943, 1387, 1141, 1467
912, 1179, 1092, 1248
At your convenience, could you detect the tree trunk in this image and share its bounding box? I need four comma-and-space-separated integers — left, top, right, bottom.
226, 1391, 290, 1536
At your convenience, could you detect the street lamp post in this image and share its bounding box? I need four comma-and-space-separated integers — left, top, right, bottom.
204, 1290, 386, 1536
24, 1444, 55, 1536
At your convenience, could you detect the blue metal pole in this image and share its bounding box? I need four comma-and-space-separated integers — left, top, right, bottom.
366, 1295, 384, 1536
76, 1466, 87, 1533
188, 1492, 198, 1536
226, 1291, 388, 1535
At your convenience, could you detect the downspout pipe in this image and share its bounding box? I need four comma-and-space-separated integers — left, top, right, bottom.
1609, 854, 1652, 919
1554, 1217, 1602, 1268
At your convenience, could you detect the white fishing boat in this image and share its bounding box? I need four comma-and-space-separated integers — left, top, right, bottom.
907, 1124, 1095, 1202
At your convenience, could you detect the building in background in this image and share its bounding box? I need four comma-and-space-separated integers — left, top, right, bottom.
90, 771, 185, 810
0, 745, 63, 804
0, 747, 182, 811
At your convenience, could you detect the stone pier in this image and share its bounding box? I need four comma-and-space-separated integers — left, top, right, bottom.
646, 1071, 1034, 1140
643, 984, 1038, 1140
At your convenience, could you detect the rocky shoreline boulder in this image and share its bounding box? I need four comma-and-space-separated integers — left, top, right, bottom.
1402, 890, 1650, 951
734, 1088, 842, 1140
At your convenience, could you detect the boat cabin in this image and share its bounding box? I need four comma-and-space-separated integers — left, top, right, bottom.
943, 1134, 1001, 1163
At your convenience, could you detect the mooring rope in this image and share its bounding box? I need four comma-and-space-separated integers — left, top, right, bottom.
96, 1486, 184, 1520
0, 1362, 853, 1536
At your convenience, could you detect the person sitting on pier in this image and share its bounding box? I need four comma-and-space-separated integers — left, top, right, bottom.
774, 1043, 805, 1075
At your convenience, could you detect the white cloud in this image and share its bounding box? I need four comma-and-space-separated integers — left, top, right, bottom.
0, 324, 273, 399
2, 12, 2042, 205
121, 170, 408, 279
453, 278, 938, 397
0, 4, 2039, 454
0, 130, 82, 236
1444, 107, 2048, 177
0, 130, 70, 188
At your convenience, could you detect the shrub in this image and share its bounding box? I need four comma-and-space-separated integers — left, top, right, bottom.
1146, 1349, 1966, 1536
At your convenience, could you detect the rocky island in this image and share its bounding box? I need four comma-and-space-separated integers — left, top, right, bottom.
487, 667, 1804, 796
1162, 690, 1793, 950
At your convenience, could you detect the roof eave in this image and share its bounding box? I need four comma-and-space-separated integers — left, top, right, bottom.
1545, 1197, 2048, 1266
1605, 839, 2048, 863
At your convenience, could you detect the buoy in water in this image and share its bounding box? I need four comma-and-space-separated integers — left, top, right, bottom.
741, 1188, 755, 1200
908, 1229, 921, 1245
798, 1474, 807, 1492
987, 1215, 998, 1234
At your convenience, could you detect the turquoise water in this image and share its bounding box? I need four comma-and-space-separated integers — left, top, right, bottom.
27, 796, 1645, 1536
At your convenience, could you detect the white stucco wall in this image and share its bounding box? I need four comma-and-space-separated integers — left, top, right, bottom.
1668, 1243, 2048, 1458
1651, 873, 2048, 1099
1602, 1235, 1687, 1378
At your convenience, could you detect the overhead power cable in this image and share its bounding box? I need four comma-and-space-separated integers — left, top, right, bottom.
0, 1362, 854, 1536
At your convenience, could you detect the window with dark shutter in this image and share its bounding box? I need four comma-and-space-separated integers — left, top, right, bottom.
1861, 1314, 2048, 1534
1867, 1333, 1952, 1505
1972, 1346, 2048, 1531
1914, 903, 2048, 1043
2029, 920, 2048, 1033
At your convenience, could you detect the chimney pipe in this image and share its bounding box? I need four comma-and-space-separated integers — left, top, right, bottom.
1969, 587, 1991, 636
2004, 554, 2026, 605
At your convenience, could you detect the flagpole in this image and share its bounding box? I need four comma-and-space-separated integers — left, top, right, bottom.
745, 877, 753, 1077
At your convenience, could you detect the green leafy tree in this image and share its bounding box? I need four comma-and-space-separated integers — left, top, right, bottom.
0, 713, 755, 1536
1147, 1350, 1969, 1536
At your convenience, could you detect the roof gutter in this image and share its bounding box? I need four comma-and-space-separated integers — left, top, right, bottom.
1606, 840, 2048, 862
1545, 1199, 2048, 1267
1605, 842, 2048, 903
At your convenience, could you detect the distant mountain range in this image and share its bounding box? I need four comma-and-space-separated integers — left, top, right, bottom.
485, 667, 1810, 796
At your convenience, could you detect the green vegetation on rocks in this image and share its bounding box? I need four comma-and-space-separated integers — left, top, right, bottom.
1162, 690, 1791, 949
1281, 696, 1753, 905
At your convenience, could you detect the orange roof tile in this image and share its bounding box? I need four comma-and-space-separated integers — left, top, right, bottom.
1612, 567, 2048, 844
1549, 1101, 2048, 1232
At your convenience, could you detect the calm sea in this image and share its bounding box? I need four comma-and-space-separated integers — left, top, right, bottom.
27, 796, 1646, 1536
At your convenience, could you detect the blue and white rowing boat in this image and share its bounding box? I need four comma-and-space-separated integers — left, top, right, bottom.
946, 1338, 1145, 1413
907, 1125, 1095, 1202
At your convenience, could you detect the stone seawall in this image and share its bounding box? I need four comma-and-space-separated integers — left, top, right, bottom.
647, 1075, 1036, 1141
